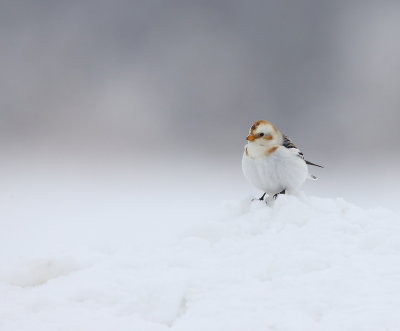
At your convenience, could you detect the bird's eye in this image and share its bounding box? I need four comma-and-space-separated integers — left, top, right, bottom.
259, 133, 264, 137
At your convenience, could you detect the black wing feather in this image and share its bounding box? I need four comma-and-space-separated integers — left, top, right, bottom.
282, 134, 324, 168
282, 134, 298, 149
305, 160, 324, 168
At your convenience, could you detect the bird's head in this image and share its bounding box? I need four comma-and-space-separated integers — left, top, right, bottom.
246, 120, 283, 147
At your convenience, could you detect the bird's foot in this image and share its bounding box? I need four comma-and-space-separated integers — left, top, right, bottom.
273, 190, 286, 200
251, 192, 267, 202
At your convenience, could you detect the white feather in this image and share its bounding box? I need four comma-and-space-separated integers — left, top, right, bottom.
242, 146, 308, 195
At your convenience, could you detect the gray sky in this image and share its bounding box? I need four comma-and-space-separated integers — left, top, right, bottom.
1, 0, 400, 159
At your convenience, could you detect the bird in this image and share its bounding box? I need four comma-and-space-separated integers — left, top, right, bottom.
242, 120, 323, 201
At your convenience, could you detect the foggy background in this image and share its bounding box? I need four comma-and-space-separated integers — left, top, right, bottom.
1, 0, 400, 210
3, 2, 400, 329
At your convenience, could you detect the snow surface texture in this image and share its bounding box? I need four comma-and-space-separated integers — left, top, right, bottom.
2, 188, 400, 331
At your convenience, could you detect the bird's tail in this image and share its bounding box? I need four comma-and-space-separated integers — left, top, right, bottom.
305, 160, 324, 168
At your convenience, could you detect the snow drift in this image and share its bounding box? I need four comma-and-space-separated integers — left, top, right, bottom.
1, 193, 400, 331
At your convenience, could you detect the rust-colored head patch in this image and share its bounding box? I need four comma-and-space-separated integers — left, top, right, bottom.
263, 134, 273, 141
250, 120, 271, 133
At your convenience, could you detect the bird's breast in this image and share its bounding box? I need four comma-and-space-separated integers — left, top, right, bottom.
242, 146, 308, 194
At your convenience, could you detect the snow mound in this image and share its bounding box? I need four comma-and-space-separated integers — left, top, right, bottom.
1, 195, 400, 331
1, 258, 83, 288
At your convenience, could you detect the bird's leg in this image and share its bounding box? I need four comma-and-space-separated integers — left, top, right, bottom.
258, 192, 266, 201
273, 190, 286, 200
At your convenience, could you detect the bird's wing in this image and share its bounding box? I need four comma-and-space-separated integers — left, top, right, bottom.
282, 134, 304, 159
282, 134, 324, 168
282, 134, 298, 150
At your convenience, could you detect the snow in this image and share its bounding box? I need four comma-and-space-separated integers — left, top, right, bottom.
1, 161, 400, 331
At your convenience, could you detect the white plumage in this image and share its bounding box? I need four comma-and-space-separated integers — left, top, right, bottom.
242, 145, 308, 195
242, 120, 321, 199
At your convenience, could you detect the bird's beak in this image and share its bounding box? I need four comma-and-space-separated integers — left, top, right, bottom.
246, 134, 255, 141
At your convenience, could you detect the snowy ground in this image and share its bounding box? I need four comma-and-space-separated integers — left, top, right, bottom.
1, 155, 400, 331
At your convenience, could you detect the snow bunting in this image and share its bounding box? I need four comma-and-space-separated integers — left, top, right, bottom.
242, 120, 323, 200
